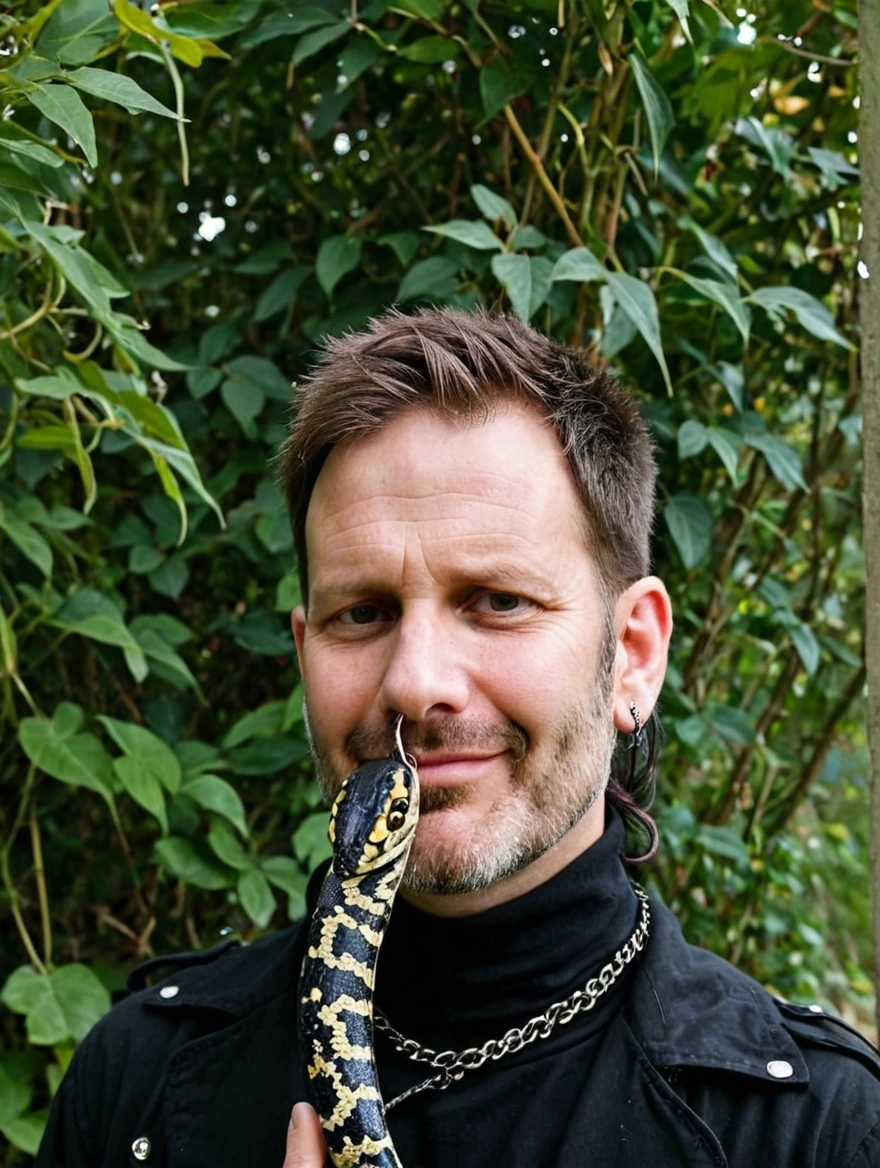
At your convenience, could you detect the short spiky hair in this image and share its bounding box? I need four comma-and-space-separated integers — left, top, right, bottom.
278, 307, 657, 602
277, 306, 662, 862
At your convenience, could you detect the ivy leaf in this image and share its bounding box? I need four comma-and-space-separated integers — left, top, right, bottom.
25, 83, 97, 167
113, 757, 168, 834
1, 965, 110, 1045
629, 53, 674, 179
97, 716, 182, 793
663, 495, 713, 568
18, 704, 114, 801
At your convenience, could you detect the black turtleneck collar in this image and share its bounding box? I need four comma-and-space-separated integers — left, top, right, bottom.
374, 810, 639, 1048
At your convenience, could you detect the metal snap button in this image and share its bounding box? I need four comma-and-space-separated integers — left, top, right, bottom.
132, 1136, 151, 1160
809, 1004, 823, 1013
766, 1059, 794, 1078
159, 985, 179, 1000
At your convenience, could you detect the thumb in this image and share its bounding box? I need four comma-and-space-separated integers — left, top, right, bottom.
283, 1102, 328, 1168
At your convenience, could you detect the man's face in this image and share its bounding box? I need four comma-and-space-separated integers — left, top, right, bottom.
292, 404, 626, 905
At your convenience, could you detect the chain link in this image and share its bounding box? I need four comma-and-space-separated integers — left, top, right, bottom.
379, 886, 650, 1109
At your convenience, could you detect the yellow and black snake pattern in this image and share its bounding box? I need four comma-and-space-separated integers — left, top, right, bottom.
299, 755, 419, 1168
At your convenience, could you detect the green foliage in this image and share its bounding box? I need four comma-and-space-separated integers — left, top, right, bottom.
0, 0, 867, 1158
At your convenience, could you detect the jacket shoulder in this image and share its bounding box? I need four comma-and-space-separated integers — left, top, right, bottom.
774, 999, 880, 1082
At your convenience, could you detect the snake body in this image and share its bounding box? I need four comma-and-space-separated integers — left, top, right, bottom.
299, 755, 419, 1168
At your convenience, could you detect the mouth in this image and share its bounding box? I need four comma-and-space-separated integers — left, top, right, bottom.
410, 752, 506, 784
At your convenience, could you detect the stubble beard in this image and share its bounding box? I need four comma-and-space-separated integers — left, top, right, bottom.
305, 654, 617, 897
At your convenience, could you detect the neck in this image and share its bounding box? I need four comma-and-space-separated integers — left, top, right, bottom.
400, 797, 606, 918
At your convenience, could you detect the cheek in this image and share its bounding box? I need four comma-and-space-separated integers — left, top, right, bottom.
300, 641, 377, 740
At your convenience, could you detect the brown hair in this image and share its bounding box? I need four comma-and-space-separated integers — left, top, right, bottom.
278, 306, 661, 860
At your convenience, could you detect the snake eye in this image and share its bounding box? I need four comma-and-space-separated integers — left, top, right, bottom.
387, 798, 409, 831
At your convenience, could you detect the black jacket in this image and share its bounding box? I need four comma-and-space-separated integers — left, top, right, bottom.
37, 898, 880, 1167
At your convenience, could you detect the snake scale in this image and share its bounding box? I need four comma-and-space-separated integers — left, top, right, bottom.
299, 735, 420, 1168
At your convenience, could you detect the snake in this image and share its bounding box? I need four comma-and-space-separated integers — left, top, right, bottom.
299, 722, 419, 1168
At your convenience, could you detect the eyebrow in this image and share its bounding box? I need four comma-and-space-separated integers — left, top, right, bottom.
310, 558, 559, 600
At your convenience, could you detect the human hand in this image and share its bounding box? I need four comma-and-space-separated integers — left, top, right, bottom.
283, 1102, 328, 1168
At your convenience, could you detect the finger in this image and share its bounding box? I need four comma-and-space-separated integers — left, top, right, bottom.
283, 1102, 328, 1168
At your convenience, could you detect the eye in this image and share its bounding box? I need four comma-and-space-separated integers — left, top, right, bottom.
386, 798, 409, 830
471, 591, 535, 616
337, 603, 391, 626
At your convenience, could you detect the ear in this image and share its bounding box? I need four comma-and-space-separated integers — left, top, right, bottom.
291, 605, 307, 671
611, 576, 673, 734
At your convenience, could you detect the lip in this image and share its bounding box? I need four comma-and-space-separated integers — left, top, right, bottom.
411, 752, 506, 783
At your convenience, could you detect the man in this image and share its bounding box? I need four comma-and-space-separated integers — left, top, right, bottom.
39, 309, 880, 1167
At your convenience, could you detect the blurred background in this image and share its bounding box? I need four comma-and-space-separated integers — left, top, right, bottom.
0, 0, 868, 1158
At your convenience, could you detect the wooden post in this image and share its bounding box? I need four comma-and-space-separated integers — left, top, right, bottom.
859, 0, 880, 1037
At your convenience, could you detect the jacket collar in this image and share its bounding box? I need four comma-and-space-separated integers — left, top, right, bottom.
141, 886, 808, 1089
627, 897, 809, 1086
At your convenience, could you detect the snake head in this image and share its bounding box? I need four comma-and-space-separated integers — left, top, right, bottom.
329, 757, 420, 879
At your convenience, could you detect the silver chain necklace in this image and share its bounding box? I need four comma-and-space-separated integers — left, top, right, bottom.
377, 885, 651, 1111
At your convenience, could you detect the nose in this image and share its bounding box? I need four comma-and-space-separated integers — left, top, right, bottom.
377, 605, 469, 724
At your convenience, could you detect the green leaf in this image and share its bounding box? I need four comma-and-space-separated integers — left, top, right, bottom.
424, 220, 504, 251
706, 704, 756, 746
224, 356, 291, 401
749, 286, 852, 349
253, 266, 310, 323
744, 433, 808, 491
1, 964, 110, 1045
293, 20, 350, 66
97, 716, 181, 793
629, 53, 673, 179
491, 253, 552, 322
208, 818, 252, 870
54, 589, 147, 678
221, 379, 264, 434
0, 1061, 31, 1125
18, 705, 114, 800
238, 869, 276, 928
397, 256, 459, 302
471, 184, 517, 229
293, 811, 333, 873
67, 66, 179, 118
669, 270, 751, 344
677, 419, 708, 459
707, 428, 742, 483
240, 6, 338, 48
261, 856, 307, 919
400, 35, 460, 63
182, 775, 249, 837
36, 0, 119, 66
378, 232, 422, 267
222, 700, 287, 749
680, 217, 738, 280
0, 507, 52, 577
154, 837, 234, 889
695, 825, 750, 867
1, 1111, 47, 1157
25, 83, 97, 167
113, 757, 168, 834
480, 58, 531, 120
664, 0, 691, 39
0, 126, 64, 169
551, 247, 607, 283
392, 0, 444, 17
605, 273, 672, 393
663, 495, 713, 568
736, 117, 796, 178
509, 226, 547, 252
15, 366, 83, 400
316, 235, 362, 298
